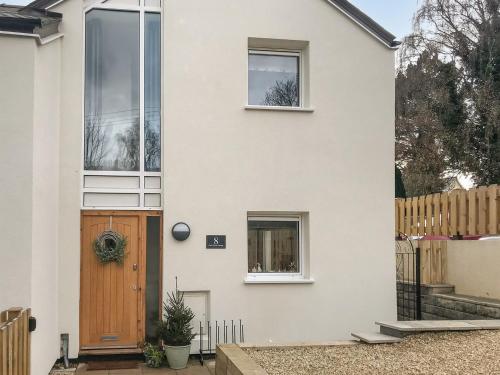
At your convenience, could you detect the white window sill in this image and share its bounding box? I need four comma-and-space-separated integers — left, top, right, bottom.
244, 276, 315, 285
244, 105, 314, 113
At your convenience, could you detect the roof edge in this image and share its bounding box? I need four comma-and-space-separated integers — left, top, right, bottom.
26, 0, 67, 10
0, 5, 62, 38
0, 30, 63, 45
19, 7, 63, 19
325, 0, 401, 49
25, 0, 401, 48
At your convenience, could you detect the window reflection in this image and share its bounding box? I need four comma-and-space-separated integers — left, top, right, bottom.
145, 13, 161, 172
248, 52, 300, 107
84, 9, 140, 171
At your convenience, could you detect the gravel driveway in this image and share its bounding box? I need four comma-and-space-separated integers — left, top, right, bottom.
245, 331, 500, 375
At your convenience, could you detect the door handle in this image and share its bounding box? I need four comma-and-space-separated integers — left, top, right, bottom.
133, 264, 138, 271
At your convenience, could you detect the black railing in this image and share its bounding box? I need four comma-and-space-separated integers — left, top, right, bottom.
396, 237, 421, 321
198, 319, 245, 365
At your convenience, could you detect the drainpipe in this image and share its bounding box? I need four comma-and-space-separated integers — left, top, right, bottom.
61, 334, 70, 369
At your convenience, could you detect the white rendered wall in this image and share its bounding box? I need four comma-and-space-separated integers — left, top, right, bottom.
0, 37, 35, 312
30, 38, 62, 375
0, 35, 62, 374
51, 0, 397, 356
162, 0, 397, 343
447, 240, 500, 300
54, 0, 84, 358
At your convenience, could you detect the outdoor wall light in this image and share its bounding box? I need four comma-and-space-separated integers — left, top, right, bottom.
172, 222, 190, 241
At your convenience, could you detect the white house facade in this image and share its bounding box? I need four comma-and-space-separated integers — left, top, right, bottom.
0, 0, 399, 373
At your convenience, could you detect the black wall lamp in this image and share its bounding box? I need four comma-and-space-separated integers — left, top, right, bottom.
172, 222, 190, 241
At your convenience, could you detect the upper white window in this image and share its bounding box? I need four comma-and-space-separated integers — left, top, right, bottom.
248, 50, 301, 108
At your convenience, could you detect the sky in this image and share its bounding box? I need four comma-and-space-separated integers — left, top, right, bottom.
7, 0, 420, 39
351, 0, 421, 39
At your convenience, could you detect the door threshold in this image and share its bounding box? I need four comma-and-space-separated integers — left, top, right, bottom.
79, 348, 143, 356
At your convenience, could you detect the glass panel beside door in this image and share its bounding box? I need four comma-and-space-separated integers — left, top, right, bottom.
145, 215, 161, 342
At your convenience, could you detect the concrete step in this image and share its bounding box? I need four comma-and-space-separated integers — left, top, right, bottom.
351, 332, 402, 344
375, 320, 494, 338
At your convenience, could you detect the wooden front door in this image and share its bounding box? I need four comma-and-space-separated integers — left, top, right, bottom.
80, 212, 144, 351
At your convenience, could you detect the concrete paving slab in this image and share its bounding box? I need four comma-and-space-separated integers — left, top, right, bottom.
141, 369, 176, 374
462, 320, 500, 329
407, 320, 480, 330
376, 320, 481, 332
375, 321, 415, 331
77, 362, 209, 375
176, 367, 210, 375
351, 332, 402, 344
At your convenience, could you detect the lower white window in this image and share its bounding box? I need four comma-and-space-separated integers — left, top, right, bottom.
247, 216, 302, 275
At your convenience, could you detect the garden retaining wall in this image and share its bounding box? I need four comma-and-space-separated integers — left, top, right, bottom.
397, 281, 500, 321
216, 344, 267, 375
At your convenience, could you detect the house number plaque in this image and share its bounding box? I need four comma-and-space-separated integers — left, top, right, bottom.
206, 235, 226, 249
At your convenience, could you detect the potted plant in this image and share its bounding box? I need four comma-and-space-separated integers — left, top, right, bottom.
143, 343, 164, 368
158, 291, 196, 369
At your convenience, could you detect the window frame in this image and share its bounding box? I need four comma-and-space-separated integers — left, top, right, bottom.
81, 0, 162, 210
246, 215, 305, 280
247, 49, 303, 109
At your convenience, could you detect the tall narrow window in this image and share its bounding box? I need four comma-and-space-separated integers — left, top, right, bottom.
84, 10, 140, 171
83, 3, 162, 210
145, 13, 161, 172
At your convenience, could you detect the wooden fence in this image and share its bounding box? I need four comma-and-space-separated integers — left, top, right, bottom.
395, 184, 500, 237
0, 308, 30, 375
396, 240, 447, 285
420, 240, 447, 285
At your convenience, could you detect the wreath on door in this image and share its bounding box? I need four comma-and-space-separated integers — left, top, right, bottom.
93, 230, 127, 265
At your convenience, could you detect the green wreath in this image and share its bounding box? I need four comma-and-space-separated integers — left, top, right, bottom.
93, 230, 127, 264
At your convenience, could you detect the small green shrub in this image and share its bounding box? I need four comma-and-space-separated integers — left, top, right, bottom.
143, 343, 164, 368
157, 291, 196, 346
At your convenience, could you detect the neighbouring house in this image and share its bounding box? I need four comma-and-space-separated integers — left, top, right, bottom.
0, 0, 399, 373
444, 176, 465, 192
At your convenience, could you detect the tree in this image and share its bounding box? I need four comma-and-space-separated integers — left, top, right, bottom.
395, 166, 407, 198
263, 79, 299, 106
145, 120, 161, 172
396, 50, 463, 196
116, 120, 140, 171
403, 0, 500, 185
84, 116, 107, 170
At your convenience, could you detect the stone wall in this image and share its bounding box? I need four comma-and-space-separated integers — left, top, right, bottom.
422, 294, 500, 320
397, 282, 500, 321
